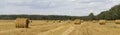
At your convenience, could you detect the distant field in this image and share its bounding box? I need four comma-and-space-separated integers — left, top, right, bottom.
0, 20, 120, 35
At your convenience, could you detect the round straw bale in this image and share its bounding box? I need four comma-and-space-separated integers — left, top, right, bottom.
55, 20, 60, 23
64, 20, 71, 23
115, 20, 120, 24
99, 20, 106, 25
74, 19, 82, 24
92, 20, 97, 23
15, 18, 30, 28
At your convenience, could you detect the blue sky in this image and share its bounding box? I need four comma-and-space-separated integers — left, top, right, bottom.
0, 0, 120, 16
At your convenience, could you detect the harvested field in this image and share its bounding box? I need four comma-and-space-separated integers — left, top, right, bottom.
0, 20, 120, 35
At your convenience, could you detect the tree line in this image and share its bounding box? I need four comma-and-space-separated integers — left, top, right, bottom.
0, 4, 120, 20
0, 15, 82, 20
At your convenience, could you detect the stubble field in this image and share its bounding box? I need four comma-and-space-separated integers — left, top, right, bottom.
0, 20, 120, 35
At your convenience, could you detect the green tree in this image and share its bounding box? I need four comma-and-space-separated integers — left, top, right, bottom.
97, 4, 120, 20
88, 13, 95, 20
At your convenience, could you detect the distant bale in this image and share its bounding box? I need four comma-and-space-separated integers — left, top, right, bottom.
65, 20, 72, 23
15, 18, 30, 28
55, 20, 61, 23
92, 20, 96, 23
74, 19, 83, 25
99, 20, 106, 25
30, 20, 32, 23
60, 21, 63, 23
115, 20, 120, 24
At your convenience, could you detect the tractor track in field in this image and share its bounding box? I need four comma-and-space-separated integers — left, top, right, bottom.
37, 24, 72, 35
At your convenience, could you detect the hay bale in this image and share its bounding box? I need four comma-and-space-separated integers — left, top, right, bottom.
92, 20, 98, 23
55, 20, 60, 23
92, 20, 96, 23
99, 20, 106, 25
66, 20, 72, 23
60, 20, 64, 23
74, 19, 82, 24
115, 20, 120, 24
15, 18, 30, 28
30, 20, 32, 23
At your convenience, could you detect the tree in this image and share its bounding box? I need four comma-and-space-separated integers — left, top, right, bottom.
88, 13, 95, 20
97, 4, 120, 20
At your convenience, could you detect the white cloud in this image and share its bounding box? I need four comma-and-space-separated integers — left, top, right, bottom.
0, 0, 120, 16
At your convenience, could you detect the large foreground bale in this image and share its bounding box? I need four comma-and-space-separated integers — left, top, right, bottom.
115, 20, 120, 24
74, 19, 83, 25
15, 18, 30, 28
99, 20, 106, 25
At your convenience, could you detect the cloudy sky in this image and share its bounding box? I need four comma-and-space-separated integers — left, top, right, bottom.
0, 0, 120, 16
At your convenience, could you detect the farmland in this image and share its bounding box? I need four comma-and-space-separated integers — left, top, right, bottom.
0, 20, 120, 35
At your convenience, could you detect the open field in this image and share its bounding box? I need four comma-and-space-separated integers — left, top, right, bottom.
0, 20, 120, 35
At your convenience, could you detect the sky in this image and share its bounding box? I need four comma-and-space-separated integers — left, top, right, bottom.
0, 0, 120, 16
